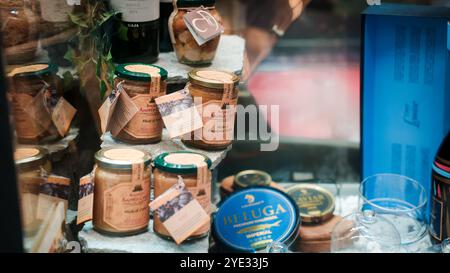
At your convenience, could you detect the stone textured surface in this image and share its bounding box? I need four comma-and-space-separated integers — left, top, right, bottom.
79, 221, 208, 253
155, 35, 245, 84
101, 130, 231, 169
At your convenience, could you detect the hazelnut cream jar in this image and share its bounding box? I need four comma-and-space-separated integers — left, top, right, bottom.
93, 147, 152, 236
182, 69, 240, 150
169, 0, 222, 65
8, 63, 61, 144
114, 63, 168, 144
14, 146, 51, 236
153, 151, 212, 239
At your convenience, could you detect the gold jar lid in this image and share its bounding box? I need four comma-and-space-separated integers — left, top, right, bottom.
95, 147, 151, 170
233, 170, 272, 190
14, 146, 49, 169
286, 184, 335, 224
188, 69, 240, 90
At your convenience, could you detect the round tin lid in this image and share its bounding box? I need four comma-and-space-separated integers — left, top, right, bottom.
233, 170, 272, 189
115, 63, 168, 82
188, 69, 239, 90
286, 184, 335, 224
213, 187, 300, 252
153, 151, 212, 174
8, 63, 57, 78
95, 147, 151, 170
14, 146, 49, 169
176, 0, 215, 8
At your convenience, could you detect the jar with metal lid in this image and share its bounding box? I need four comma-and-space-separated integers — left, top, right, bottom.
182, 69, 240, 150
8, 63, 62, 144
0, 0, 40, 64
113, 63, 168, 144
169, 0, 222, 65
93, 147, 152, 236
14, 146, 51, 236
153, 151, 212, 240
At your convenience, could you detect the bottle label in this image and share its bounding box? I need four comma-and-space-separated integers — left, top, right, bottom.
430, 166, 450, 242
110, 0, 159, 22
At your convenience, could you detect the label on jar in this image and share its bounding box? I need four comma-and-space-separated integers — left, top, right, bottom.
11, 93, 46, 139
77, 171, 95, 225
149, 178, 210, 244
184, 7, 224, 46
193, 98, 238, 145
110, 0, 159, 23
51, 97, 77, 137
103, 178, 150, 232
155, 88, 203, 138
36, 175, 70, 220
24, 89, 53, 131
39, 0, 74, 23
122, 95, 163, 139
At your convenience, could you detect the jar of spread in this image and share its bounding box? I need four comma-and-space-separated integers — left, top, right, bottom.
182, 69, 240, 150
153, 151, 212, 239
8, 63, 62, 144
93, 147, 152, 236
14, 146, 51, 236
114, 63, 168, 144
0, 0, 39, 64
169, 0, 222, 65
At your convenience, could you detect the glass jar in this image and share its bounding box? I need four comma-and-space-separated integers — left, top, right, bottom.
0, 0, 40, 64
8, 63, 62, 144
14, 146, 51, 237
111, 0, 160, 64
182, 69, 240, 150
93, 147, 152, 236
113, 63, 168, 144
153, 151, 212, 239
169, 0, 222, 65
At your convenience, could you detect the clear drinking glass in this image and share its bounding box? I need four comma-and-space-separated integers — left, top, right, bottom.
359, 174, 428, 248
331, 211, 402, 253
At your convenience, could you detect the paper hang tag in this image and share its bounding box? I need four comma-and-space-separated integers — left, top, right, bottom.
51, 98, 77, 137
149, 178, 210, 245
36, 175, 70, 220
155, 87, 203, 138
109, 89, 139, 136
221, 82, 234, 108
184, 7, 224, 46
98, 88, 121, 134
76, 168, 96, 225
25, 89, 53, 130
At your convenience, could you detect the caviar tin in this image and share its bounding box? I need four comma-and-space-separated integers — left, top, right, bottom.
233, 170, 272, 190
286, 184, 335, 224
212, 187, 300, 252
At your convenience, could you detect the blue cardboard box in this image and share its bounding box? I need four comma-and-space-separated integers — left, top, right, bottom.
361, 4, 450, 219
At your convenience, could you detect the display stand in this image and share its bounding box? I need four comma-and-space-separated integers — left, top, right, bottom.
77, 35, 245, 253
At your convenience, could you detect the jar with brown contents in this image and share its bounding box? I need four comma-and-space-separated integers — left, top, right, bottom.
14, 146, 51, 237
169, 0, 222, 65
0, 0, 40, 64
8, 63, 62, 144
114, 63, 168, 144
153, 151, 212, 240
182, 69, 240, 150
93, 147, 152, 236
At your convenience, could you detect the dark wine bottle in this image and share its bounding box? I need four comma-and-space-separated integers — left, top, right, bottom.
430, 132, 450, 244
110, 0, 160, 64
159, 0, 174, 52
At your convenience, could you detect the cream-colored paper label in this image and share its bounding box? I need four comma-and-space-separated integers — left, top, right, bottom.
52, 97, 77, 137
122, 95, 163, 139
103, 180, 150, 231
77, 173, 95, 225
37, 175, 70, 220
109, 89, 139, 137
12, 93, 46, 139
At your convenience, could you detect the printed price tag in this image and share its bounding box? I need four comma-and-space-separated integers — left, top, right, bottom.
155, 88, 203, 138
